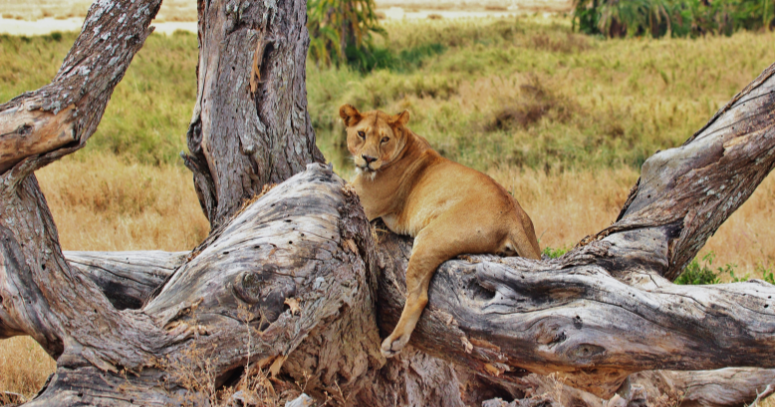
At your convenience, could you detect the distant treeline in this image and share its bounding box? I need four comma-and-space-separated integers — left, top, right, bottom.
573, 0, 775, 38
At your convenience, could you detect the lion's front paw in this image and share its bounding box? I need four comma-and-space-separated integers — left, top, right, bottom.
381, 332, 410, 358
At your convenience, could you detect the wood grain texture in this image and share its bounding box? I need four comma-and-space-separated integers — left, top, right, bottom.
64, 248, 471, 407
183, 0, 324, 228
373, 226, 775, 397
67, 248, 775, 406
0, 103, 75, 173
66, 250, 186, 309
624, 368, 775, 407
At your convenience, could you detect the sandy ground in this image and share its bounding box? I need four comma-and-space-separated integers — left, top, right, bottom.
0, 0, 572, 36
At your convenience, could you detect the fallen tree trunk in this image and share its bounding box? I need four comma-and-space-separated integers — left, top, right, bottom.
66, 240, 775, 407
3, 0, 775, 403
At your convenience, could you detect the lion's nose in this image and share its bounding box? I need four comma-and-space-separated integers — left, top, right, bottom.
362, 155, 377, 164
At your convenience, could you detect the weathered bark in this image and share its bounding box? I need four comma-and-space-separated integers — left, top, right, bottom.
66, 251, 187, 310
624, 368, 775, 407
67, 240, 775, 407
182, 0, 324, 228
0, 0, 164, 357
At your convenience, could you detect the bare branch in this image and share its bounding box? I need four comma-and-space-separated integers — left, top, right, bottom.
0, 0, 162, 181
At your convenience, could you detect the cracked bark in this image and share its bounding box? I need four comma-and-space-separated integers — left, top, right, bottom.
181, 0, 324, 228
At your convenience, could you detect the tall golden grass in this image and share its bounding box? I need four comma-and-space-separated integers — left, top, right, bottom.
494, 166, 775, 280
0, 337, 56, 402
38, 155, 209, 252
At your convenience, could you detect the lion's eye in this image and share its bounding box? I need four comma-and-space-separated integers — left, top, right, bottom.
381, 137, 389, 143
357, 131, 365, 139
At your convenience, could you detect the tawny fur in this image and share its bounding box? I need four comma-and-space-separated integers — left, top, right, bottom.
339, 104, 541, 358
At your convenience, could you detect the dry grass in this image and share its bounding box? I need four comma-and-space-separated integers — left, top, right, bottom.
491, 166, 638, 251
492, 166, 775, 281
0, 337, 56, 401
36, 155, 210, 252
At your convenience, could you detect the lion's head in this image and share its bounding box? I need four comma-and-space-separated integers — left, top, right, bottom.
339, 104, 410, 175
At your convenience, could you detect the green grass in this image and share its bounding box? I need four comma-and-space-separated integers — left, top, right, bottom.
542, 246, 570, 258
2, 16, 775, 176
308, 16, 775, 175
675, 252, 723, 285
675, 251, 775, 285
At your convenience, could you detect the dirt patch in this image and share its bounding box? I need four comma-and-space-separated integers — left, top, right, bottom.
485, 76, 576, 131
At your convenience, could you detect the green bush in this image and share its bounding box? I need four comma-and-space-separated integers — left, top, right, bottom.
675, 252, 755, 285
573, 0, 775, 38
307, 0, 449, 73
676, 252, 722, 284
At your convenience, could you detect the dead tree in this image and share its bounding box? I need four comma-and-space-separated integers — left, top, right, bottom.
1, 0, 775, 405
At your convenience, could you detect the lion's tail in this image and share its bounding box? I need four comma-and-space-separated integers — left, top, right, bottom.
508, 214, 541, 260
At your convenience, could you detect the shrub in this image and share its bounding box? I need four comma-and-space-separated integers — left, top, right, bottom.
675, 252, 721, 285
307, 0, 386, 69
675, 252, 752, 285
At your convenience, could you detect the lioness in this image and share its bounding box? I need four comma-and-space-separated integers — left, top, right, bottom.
339, 104, 541, 357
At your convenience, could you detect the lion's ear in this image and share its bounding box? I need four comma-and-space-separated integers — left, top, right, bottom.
339, 104, 363, 127
389, 110, 410, 127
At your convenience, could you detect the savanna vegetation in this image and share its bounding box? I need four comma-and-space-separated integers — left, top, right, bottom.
573, 0, 775, 38
2, 12, 775, 402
